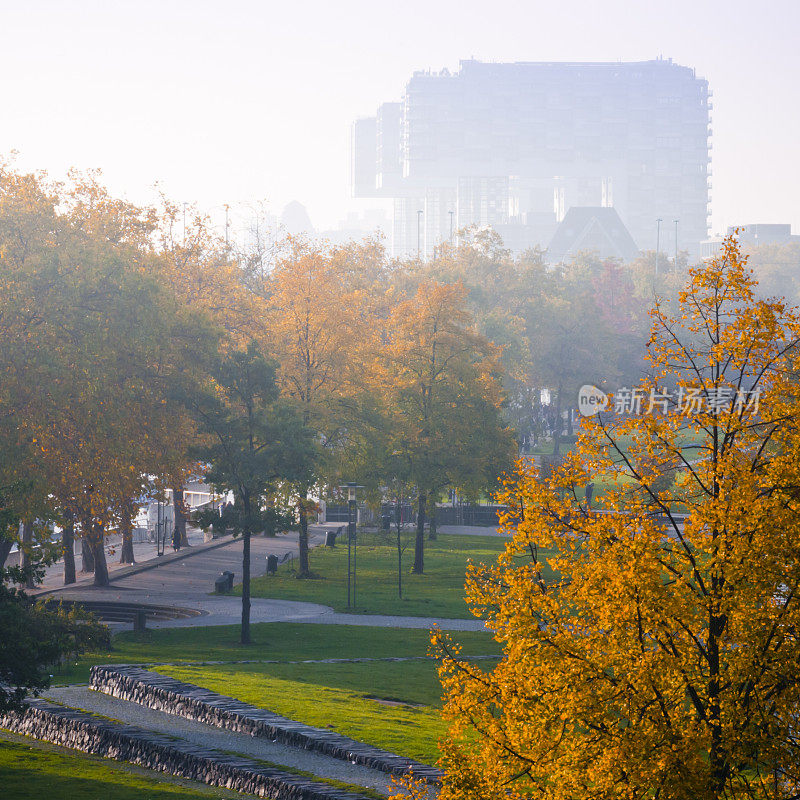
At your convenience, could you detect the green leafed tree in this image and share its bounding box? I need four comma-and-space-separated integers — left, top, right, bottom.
189, 341, 316, 644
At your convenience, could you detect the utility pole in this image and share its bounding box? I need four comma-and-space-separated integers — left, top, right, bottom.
655, 218, 663, 277
224, 204, 230, 249
449, 210, 454, 242
417, 209, 423, 258
673, 219, 679, 271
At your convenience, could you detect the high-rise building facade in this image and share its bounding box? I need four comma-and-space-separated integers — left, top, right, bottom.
352, 58, 711, 260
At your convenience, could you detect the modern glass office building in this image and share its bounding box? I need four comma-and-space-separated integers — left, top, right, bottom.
352, 58, 711, 260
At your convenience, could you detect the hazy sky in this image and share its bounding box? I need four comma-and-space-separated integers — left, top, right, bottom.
1, 0, 798, 239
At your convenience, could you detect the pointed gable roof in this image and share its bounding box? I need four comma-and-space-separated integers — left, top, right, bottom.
547, 207, 640, 263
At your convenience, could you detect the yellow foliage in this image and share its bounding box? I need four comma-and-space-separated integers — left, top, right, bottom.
436, 234, 800, 799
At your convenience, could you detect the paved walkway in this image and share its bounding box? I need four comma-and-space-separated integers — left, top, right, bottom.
35, 529, 486, 633
25, 526, 209, 593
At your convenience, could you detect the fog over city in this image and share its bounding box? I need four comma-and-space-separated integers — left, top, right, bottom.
6, 4, 800, 799
0, 0, 798, 242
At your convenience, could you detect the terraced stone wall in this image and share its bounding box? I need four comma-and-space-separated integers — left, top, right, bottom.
0, 698, 369, 800
90, 664, 442, 784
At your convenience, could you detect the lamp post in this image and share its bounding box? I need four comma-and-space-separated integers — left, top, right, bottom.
340, 482, 363, 609
417, 209, 423, 258
673, 219, 679, 271
156, 499, 165, 557
655, 217, 663, 277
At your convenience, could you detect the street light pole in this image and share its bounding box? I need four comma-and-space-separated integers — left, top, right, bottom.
341, 482, 363, 609
673, 219, 679, 271
655, 218, 663, 277
156, 500, 164, 557
347, 501, 352, 608
350, 490, 357, 608
417, 209, 423, 258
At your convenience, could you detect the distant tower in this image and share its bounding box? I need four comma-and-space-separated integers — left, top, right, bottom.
281, 201, 315, 237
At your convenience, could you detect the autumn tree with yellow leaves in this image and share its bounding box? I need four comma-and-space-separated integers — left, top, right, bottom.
433, 235, 800, 800
262, 237, 385, 576
0, 162, 218, 585
374, 280, 515, 574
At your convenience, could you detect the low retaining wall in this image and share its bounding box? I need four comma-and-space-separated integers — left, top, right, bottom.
1, 698, 370, 800
91, 664, 443, 783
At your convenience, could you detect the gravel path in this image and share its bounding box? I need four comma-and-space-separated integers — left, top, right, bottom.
45, 686, 402, 796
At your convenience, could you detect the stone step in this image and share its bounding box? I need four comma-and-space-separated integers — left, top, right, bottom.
1, 698, 374, 800
91, 664, 443, 783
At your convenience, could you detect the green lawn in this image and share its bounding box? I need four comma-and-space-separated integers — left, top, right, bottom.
158, 657, 496, 765
51, 621, 500, 685
0, 732, 253, 799
244, 532, 550, 618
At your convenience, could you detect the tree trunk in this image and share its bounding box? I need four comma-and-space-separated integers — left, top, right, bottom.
80, 509, 95, 573
0, 537, 13, 569
119, 501, 135, 564
21, 520, 34, 589
81, 537, 95, 573
428, 492, 438, 540
91, 520, 109, 587
553, 384, 563, 456
173, 485, 189, 547
63, 509, 76, 585
241, 494, 251, 645
396, 501, 403, 599
297, 495, 311, 578
412, 491, 427, 574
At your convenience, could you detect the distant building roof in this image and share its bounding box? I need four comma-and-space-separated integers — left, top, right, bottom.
281, 201, 315, 236
726, 224, 797, 246
547, 207, 640, 263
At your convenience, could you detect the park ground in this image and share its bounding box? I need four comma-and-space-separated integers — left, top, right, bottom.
2, 531, 517, 799
243, 531, 557, 617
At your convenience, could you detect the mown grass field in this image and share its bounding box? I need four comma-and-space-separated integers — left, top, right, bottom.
244, 532, 556, 618
159, 655, 498, 765
15, 622, 501, 795
0, 732, 253, 800
50, 621, 501, 685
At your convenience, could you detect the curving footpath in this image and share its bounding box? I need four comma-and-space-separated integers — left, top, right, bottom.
31, 528, 486, 632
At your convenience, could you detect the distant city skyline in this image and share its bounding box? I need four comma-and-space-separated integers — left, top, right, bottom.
354, 58, 710, 258
0, 0, 798, 244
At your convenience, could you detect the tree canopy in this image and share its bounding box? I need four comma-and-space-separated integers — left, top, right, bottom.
433, 235, 800, 799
